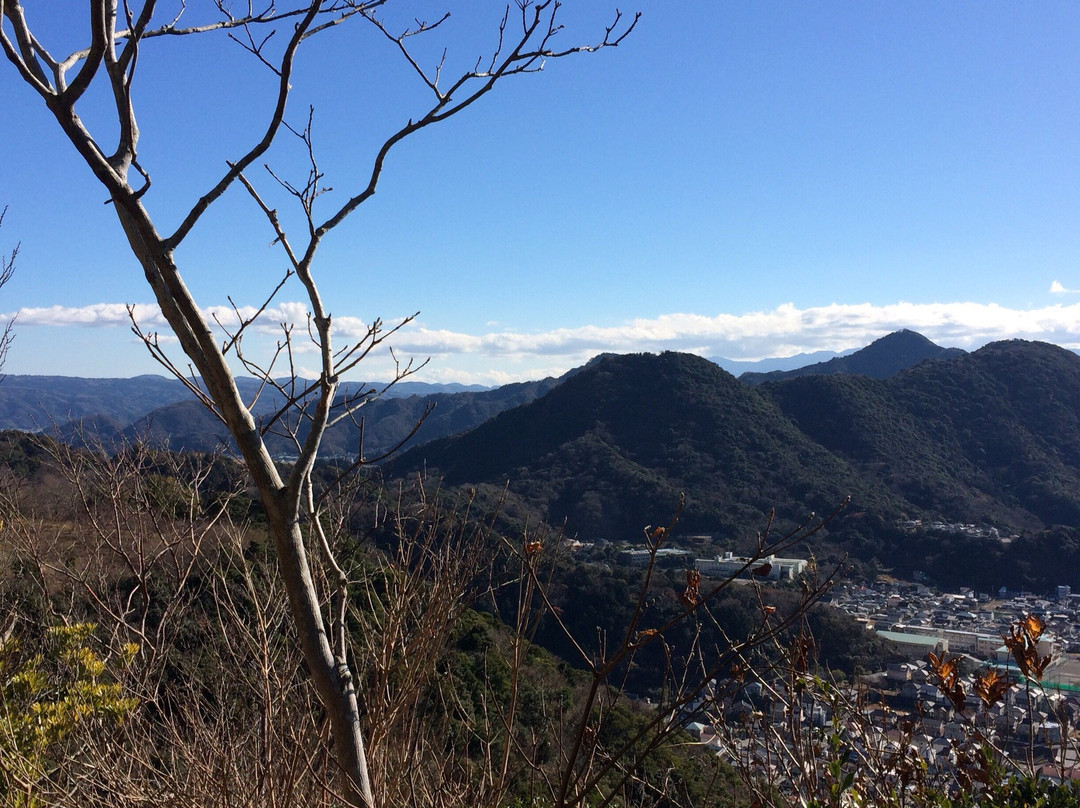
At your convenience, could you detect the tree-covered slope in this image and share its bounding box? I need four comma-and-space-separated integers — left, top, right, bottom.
391, 352, 886, 539
763, 340, 1080, 532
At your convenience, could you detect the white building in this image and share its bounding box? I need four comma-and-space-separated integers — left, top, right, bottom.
695, 552, 808, 581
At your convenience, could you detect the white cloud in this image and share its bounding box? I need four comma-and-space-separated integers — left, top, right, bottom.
10, 299, 1080, 385
10, 302, 167, 327
1050, 280, 1079, 295
398, 301, 1080, 362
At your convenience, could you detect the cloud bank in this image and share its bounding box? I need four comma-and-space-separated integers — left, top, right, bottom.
8, 300, 1080, 384
375, 300, 1080, 363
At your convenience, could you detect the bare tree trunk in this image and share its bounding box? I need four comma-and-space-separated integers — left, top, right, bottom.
109, 197, 375, 806
265, 499, 374, 807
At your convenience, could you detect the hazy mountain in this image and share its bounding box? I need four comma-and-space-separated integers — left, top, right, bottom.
0, 375, 196, 431
0, 374, 490, 435
55, 377, 560, 458
711, 349, 846, 376
739, 329, 964, 384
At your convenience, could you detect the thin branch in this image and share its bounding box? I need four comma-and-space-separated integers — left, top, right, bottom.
127, 305, 226, 424
0, 206, 17, 377
314, 4, 637, 236
166, 1, 322, 249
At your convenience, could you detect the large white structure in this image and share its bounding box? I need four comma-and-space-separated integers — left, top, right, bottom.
890, 624, 1002, 657
618, 547, 693, 567
695, 552, 808, 581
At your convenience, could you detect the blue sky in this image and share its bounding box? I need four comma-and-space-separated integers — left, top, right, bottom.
2, 2, 1080, 384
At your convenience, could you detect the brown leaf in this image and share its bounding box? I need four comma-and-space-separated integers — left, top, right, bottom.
974, 669, 1009, 709
929, 651, 967, 713
1021, 613, 1046, 643
681, 568, 701, 607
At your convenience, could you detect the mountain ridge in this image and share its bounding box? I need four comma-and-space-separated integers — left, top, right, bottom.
7, 334, 1080, 589
0, 329, 961, 444
389, 351, 888, 539
740, 329, 965, 384
389, 341, 1080, 580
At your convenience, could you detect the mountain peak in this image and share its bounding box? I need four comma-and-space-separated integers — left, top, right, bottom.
740, 330, 964, 385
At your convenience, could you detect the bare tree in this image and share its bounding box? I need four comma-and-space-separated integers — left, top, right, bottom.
0, 4, 636, 805
0, 206, 15, 377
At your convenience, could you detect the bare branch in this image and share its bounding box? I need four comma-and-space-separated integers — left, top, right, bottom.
62, 0, 109, 104
127, 305, 226, 424
316, 4, 637, 237
367, 10, 452, 99
166, 1, 323, 249
3, 5, 641, 805
0, 205, 16, 377
0, 0, 56, 93
228, 22, 282, 75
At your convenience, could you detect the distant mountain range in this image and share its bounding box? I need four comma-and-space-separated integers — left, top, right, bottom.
710, 349, 850, 376
0, 376, 488, 431
5, 331, 1080, 589
0, 330, 963, 454
0, 375, 505, 456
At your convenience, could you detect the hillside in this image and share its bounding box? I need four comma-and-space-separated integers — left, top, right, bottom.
11, 339, 1080, 590
390, 351, 887, 540
740, 329, 964, 384
762, 340, 1080, 531
387, 341, 1080, 590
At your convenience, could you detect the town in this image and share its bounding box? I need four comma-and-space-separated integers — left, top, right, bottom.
683, 574, 1080, 793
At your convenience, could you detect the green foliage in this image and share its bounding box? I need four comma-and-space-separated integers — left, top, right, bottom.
498, 558, 892, 698
0, 432, 54, 478
937, 775, 1080, 808
595, 706, 746, 807
804, 600, 899, 674
0, 623, 137, 804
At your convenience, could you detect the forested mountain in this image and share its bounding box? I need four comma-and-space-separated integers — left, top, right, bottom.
8, 335, 1080, 590
740, 329, 964, 384
390, 341, 1080, 590
763, 340, 1080, 530
389, 351, 893, 540
0, 330, 959, 456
